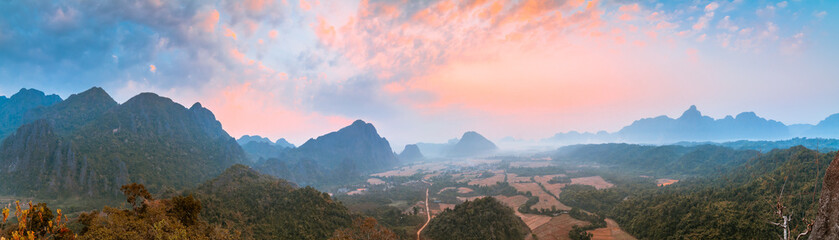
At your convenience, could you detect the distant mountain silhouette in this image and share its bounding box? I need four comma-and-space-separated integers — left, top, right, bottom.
0, 88, 62, 138
416, 142, 453, 158
237, 135, 272, 145
806, 113, 839, 138
447, 131, 498, 157
241, 141, 291, 162
237, 135, 296, 162
259, 120, 398, 186
398, 144, 424, 161
0, 88, 246, 197
543, 105, 839, 145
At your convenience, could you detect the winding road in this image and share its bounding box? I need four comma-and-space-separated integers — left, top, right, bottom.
417, 185, 431, 240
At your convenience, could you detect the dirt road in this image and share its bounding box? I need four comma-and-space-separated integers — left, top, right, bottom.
417, 186, 430, 240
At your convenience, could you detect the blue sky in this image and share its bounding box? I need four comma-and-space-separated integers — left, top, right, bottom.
0, 0, 837, 147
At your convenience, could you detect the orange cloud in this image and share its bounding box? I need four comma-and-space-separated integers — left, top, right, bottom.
299, 0, 311, 11
198, 9, 219, 32
268, 29, 279, 39
149, 64, 156, 73
224, 26, 237, 39
245, 0, 269, 12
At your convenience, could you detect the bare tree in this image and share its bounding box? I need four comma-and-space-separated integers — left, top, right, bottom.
771, 177, 813, 240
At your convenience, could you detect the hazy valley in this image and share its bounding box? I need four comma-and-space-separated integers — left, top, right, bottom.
0, 87, 837, 239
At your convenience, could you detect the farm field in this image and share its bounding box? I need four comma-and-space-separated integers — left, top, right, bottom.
528, 214, 590, 240
588, 219, 637, 240
656, 178, 679, 186
510, 182, 570, 210
570, 176, 614, 189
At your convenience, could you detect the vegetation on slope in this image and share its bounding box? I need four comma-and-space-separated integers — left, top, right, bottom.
423, 197, 530, 240
560, 146, 829, 239
192, 164, 353, 240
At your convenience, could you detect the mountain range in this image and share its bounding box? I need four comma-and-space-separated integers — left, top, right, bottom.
0, 88, 62, 139
544, 105, 839, 145
415, 131, 498, 158
257, 120, 399, 186
237, 135, 296, 162
0, 87, 246, 197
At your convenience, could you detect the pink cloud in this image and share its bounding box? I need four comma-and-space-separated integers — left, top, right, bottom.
197, 9, 220, 33
204, 82, 352, 144
299, 0, 311, 11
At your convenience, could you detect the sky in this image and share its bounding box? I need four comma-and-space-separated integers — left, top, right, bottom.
0, 0, 837, 148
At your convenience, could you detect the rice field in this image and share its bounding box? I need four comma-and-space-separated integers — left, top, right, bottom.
468, 171, 506, 186
528, 214, 590, 240
588, 218, 637, 240
570, 176, 614, 189
367, 178, 385, 185
656, 178, 679, 186
510, 182, 571, 211
533, 174, 566, 196
494, 195, 552, 230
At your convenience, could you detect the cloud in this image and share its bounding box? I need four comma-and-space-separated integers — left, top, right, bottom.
693, 2, 719, 31
0, 0, 835, 143
717, 16, 739, 32
814, 11, 827, 19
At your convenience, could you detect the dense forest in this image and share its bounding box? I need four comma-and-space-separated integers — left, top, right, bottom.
560, 146, 831, 239
423, 197, 531, 240
555, 143, 760, 177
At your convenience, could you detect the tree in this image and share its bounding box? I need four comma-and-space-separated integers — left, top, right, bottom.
120, 183, 153, 213
330, 217, 398, 240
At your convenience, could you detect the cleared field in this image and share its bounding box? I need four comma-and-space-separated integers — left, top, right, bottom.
528, 214, 590, 240
468, 172, 506, 186
494, 195, 552, 230
510, 161, 554, 168
533, 174, 566, 196
494, 195, 529, 209
367, 178, 385, 185
371, 163, 446, 177
588, 218, 636, 240
450, 159, 502, 167
570, 176, 614, 189
423, 172, 441, 180
510, 182, 571, 211
438, 203, 455, 211
506, 173, 533, 183
457, 187, 473, 194
656, 178, 679, 186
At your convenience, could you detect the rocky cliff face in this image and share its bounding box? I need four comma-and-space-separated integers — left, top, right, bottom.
294, 120, 398, 172
809, 153, 839, 239
0, 89, 246, 197
0, 88, 62, 138
260, 120, 397, 186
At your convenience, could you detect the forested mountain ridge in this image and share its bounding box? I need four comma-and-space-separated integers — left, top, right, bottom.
0, 88, 62, 139
554, 143, 760, 176
193, 164, 353, 240
424, 197, 531, 240
0, 88, 246, 197
23, 87, 118, 136
259, 120, 398, 186
561, 146, 831, 239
